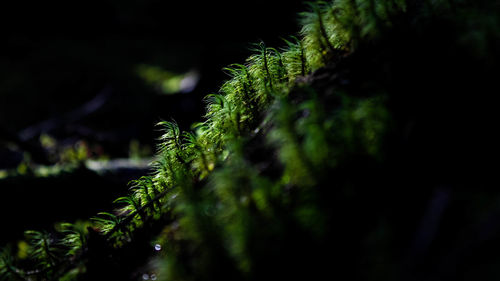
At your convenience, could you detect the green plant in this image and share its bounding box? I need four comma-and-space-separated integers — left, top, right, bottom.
24, 230, 62, 272
57, 221, 89, 257
0, 247, 24, 281
1, 0, 496, 280
91, 212, 123, 235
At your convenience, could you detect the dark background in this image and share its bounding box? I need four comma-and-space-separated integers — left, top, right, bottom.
0, 0, 307, 136
0, 0, 307, 245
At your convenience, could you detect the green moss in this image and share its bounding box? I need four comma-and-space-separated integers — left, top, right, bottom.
1, 0, 497, 280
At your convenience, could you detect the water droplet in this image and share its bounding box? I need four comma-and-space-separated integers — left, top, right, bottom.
142, 273, 150, 280
154, 244, 162, 251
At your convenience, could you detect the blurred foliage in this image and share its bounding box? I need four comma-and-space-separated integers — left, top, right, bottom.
136, 65, 200, 95
0, 135, 110, 179
1, 0, 498, 280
